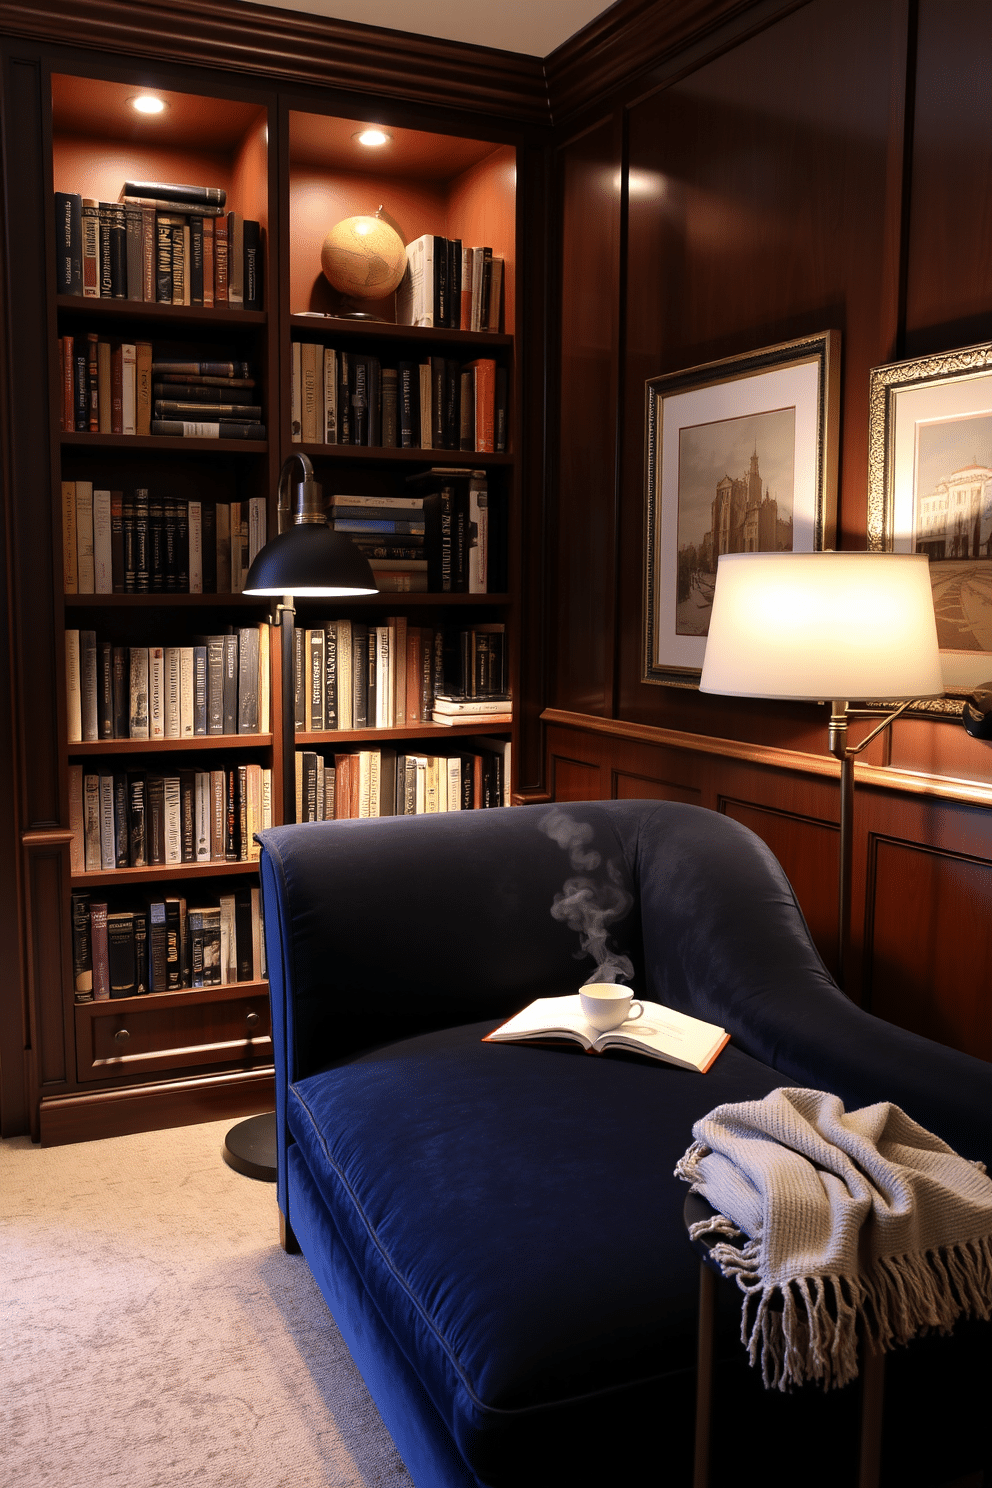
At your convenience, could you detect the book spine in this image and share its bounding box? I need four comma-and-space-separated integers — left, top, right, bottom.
214, 214, 229, 303
81, 198, 100, 297
243, 219, 262, 310
202, 217, 215, 309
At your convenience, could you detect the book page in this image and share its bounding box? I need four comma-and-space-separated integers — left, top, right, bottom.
598, 1004, 728, 1072
483, 994, 594, 1049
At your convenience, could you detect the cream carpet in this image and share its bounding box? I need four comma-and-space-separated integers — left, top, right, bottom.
1, 1118, 416, 1488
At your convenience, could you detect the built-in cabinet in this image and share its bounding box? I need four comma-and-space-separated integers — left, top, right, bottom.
3, 40, 527, 1144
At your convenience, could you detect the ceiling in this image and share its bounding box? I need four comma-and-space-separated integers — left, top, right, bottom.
235, 0, 614, 58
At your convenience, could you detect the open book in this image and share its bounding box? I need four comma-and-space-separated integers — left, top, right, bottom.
484, 994, 730, 1074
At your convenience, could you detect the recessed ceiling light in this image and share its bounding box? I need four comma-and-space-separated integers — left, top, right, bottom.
354, 128, 391, 148
129, 95, 168, 115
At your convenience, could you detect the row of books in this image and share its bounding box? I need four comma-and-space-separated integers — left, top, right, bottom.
293, 620, 507, 733
71, 885, 264, 1002
290, 344, 507, 453
327, 475, 491, 595
55, 184, 262, 309
66, 627, 271, 742
70, 761, 271, 874
58, 343, 266, 440
296, 740, 510, 820
62, 483, 267, 595
396, 235, 503, 332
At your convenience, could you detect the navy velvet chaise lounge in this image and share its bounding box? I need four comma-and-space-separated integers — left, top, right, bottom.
257, 800, 992, 1488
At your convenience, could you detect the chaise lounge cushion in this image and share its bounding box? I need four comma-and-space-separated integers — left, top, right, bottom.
288, 1017, 784, 1481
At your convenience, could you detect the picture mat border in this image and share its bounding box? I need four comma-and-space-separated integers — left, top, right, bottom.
643, 331, 840, 688
867, 339, 992, 716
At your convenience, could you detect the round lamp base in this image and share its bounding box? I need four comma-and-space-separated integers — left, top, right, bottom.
222, 1111, 277, 1182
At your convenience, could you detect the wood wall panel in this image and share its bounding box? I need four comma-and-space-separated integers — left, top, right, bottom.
550, 756, 602, 801
903, 0, 992, 357
865, 837, 992, 1060
618, 0, 907, 736
613, 771, 699, 804
554, 117, 622, 718
720, 799, 838, 971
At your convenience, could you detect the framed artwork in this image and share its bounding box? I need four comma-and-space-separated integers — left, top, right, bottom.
868, 340, 992, 714
643, 332, 840, 687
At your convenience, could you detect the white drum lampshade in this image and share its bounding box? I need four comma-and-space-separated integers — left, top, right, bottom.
699, 551, 943, 703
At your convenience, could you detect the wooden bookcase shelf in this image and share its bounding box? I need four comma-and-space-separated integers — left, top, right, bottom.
68, 736, 273, 754
8, 51, 521, 1144
70, 860, 262, 887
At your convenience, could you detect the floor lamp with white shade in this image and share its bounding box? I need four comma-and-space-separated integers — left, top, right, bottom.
698, 551, 944, 987
222, 453, 378, 1180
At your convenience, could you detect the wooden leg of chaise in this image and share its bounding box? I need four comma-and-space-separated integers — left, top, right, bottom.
280, 1210, 301, 1254
694, 1260, 716, 1488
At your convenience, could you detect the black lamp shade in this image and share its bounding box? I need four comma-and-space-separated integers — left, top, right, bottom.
242, 523, 379, 596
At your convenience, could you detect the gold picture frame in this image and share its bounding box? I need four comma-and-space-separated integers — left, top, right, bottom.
868, 340, 992, 716
643, 332, 840, 687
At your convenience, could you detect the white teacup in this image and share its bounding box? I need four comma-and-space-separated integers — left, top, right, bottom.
579, 984, 644, 1032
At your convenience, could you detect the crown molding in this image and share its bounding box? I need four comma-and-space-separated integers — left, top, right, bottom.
0, 0, 551, 126
544, 0, 804, 125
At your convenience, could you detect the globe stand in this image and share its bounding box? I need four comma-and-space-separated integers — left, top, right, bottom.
333, 295, 386, 322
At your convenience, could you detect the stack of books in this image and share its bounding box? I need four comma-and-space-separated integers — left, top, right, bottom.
54, 181, 263, 308
328, 493, 427, 593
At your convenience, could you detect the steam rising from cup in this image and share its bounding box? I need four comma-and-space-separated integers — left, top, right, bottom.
540, 807, 635, 985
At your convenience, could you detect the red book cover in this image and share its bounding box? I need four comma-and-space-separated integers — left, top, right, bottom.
465, 358, 495, 453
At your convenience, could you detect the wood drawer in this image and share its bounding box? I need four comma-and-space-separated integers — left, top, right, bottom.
75, 984, 271, 1082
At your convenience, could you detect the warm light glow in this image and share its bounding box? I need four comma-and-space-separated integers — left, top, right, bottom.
130, 95, 167, 115
355, 128, 391, 148
699, 552, 944, 702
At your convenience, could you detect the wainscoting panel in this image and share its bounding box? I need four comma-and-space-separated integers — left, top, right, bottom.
720, 800, 839, 972
613, 771, 700, 804
864, 836, 992, 1062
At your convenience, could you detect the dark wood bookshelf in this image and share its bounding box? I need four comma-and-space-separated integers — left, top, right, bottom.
57, 294, 267, 328
63, 592, 276, 608
290, 313, 510, 349
60, 432, 268, 453
297, 443, 511, 465
70, 859, 262, 887
74, 980, 269, 1015
68, 735, 273, 754
295, 718, 513, 745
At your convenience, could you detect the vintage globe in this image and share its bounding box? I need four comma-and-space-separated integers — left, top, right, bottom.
320, 215, 407, 300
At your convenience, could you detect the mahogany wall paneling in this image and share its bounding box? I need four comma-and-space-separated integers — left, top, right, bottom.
554, 115, 623, 719
612, 771, 700, 805
864, 835, 992, 1060
903, 0, 992, 357
616, 0, 910, 735
550, 755, 603, 802
719, 798, 839, 975
0, 0, 549, 127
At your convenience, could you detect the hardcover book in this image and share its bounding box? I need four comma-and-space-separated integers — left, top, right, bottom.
484, 996, 729, 1074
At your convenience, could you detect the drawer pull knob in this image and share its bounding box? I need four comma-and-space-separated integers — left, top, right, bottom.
114, 1028, 130, 1044
245, 1011, 260, 1030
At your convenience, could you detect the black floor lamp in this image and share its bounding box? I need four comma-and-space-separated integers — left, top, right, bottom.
698, 551, 943, 988
222, 453, 378, 1180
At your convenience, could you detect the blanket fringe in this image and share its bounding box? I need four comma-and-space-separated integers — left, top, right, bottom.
704, 1233, 992, 1392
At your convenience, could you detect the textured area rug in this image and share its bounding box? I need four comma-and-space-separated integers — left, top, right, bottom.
1, 1118, 415, 1488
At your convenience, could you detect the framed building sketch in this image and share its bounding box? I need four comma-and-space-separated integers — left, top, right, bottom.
868, 340, 992, 713
643, 332, 839, 687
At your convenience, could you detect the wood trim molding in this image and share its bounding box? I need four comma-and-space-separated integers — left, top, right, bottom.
542, 708, 992, 809
0, 0, 550, 125
544, 0, 806, 124
39, 1066, 274, 1145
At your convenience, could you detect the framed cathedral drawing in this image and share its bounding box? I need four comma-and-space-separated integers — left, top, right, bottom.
868, 340, 992, 713
643, 332, 840, 686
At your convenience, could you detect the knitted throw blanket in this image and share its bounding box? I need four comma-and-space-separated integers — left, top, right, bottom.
675, 1087, 992, 1392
